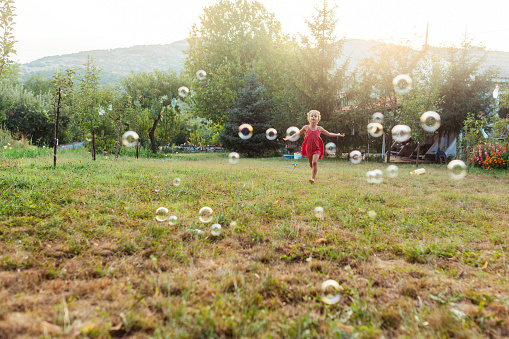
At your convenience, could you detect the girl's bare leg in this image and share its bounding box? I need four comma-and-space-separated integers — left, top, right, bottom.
310, 153, 319, 183
308, 156, 313, 168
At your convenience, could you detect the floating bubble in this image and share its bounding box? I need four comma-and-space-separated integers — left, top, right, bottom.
266, 128, 278, 141
349, 150, 363, 164
286, 126, 300, 142
196, 70, 207, 80
367, 122, 384, 138
178, 86, 189, 98
368, 210, 377, 219
420, 111, 441, 132
173, 178, 181, 187
321, 280, 341, 305
314, 206, 324, 218
447, 160, 467, 180
238, 124, 253, 140
154, 186, 160, 193
211, 224, 222, 236
85, 133, 92, 142
391, 125, 412, 143
392, 74, 413, 95
168, 215, 178, 226
155, 207, 169, 222
386, 165, 399, 178
230, 221, 238, 228
228, 152, 240, 164
371, 112, 384, 124
199, 207, 213, 223
366, 169, 383, 184
98, 108, 105, 116
325, 142, 336, 155
493, 87, 499, 99
122, 131, 139, 147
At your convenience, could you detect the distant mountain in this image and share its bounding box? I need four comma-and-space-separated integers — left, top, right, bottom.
19, 39, 509, 85
20, 40, 188, 84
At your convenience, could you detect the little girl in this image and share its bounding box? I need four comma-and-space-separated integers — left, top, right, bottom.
283, 110, 344, 183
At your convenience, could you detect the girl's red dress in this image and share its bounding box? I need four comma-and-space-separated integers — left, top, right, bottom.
301, 127, 324, 159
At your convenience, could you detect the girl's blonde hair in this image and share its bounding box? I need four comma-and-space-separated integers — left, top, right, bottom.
307, 110, 321, 120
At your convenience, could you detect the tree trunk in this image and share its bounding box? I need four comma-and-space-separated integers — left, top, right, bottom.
53, 88, 61, 169
147, 134, 150, 159
91, 128, 96, 161
135, 137, 139, 159
115, 117, 122, 160
149, 111, 162, 154
416, 142, 420, 168
386, 132, 391, 163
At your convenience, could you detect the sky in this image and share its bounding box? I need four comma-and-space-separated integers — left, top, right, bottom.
12, 0, 509, 64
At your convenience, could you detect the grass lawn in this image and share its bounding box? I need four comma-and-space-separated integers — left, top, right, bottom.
1, 149, 509, 338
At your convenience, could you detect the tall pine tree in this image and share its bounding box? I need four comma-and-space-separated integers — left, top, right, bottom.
219, 71, 275, 157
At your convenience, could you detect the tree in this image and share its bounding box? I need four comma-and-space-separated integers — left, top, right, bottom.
76, 56, 102, 160
50, 68, 76, 144
0, 0, 16, 80
438, 36, 498, 134
293, 0, 349, 124
219, 70, 275, 156
23, 73, 53, 95
346, 41, 423, 161
0, 84, 52, 144
122, 69, 184, 154
184, 0, 288, 125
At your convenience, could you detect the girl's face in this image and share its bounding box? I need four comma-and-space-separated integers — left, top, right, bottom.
308, 112, 320, 123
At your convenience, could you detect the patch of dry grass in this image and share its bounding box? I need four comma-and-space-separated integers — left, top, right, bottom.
1, 150, 509, 338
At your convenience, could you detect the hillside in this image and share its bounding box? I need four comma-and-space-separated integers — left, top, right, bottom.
19, 39, 509, 85
20, 40, 188, 84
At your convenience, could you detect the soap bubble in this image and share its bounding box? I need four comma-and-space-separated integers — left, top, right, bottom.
154, 186, 160, 193
178, 86, 189, 98
286, 126, 300, 142
367, 122, 384, 138
391, 125, 412, 143
122, 131, 139, 147
368, 210, 377, 219
196, 70, 207, 80
366, 169, 383, 184
199, 207, 213, 223
447, 160, 467, 180
314, 206, 324, 218
392, 74, 412, 95
211, 224, 222, 236
386, 164, 399, 178
371, 112, 384, 124
265, 128, 278, 141
238, 124, 253, 140
85, 133, 92, 142
325, 142, 336, 155
321, 280, 341, 305
155, 207, 169, 222
228, 152, 240, 164
168, 215, 178, 226
349, 150, 363, 164
420, 111, 441, 132
173, 178, 181, 187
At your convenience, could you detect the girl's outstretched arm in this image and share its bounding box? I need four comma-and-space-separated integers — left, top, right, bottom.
283, 126, 308, 141
318, 126, 345, 137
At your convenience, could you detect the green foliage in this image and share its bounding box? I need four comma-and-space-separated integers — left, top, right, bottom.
122, 69, 185, 153
184, 0, 289, 126
0, 0, 16, 80
23, 73, 52, 95
50, 68, 77, 143
294, 0, 349, 124
398, 53, 445, 143
0, 84, 53, 144
438, 36, 498, 133
219, 71, 276, 156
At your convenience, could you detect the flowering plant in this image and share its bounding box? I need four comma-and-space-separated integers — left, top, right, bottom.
470, 141, 505, 167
